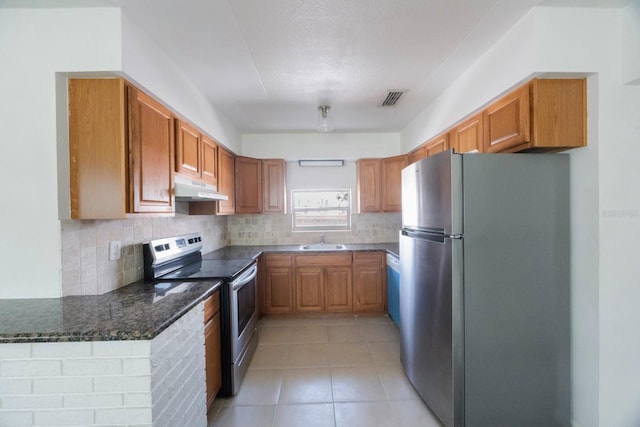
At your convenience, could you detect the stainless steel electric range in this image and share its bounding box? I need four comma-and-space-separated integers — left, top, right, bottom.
143, 233, 258, 397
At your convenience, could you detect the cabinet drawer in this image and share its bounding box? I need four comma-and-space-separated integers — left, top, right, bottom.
296, 254, 352, 267
265, 254, 293, 267
204, 290, 220, 323
353, 251, 385, 265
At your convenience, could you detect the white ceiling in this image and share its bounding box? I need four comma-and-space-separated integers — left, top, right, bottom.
5, 0, 633, 133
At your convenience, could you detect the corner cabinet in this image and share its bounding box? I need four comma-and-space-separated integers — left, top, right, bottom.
68, 78, 174, 219
357, 159, 382, 213
234, 156, 263, 214
381, 155, 408, 212
262, 159, 287, 214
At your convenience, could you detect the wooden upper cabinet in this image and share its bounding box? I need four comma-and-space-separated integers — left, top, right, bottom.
529, 78, 586, 151
127, 85, 175, 214
381, 155, 408, 212
216, 146, 235, 215
68, 78, 127, 219
408, 133, 449, 166
357, 159, 382, 213
425, 132, 450, 156
485, 78, 586, 153
262, 159, 286, 214
234, 156, 263, 214
484, 84, 530, 153
69, 78, 175, 218
201, 135, 218, 187
175, 119, 202, 179
450, 112, 483, 154
408, 146, 427, 165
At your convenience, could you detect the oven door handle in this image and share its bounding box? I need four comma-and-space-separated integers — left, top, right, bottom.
231, 264, 258, 291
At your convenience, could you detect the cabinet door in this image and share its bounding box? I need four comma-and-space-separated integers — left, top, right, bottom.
295, 267, 324, 312
353, 252, 386, 312
175, 119, 201, 179
425, 132, 450, 156
484, 84, 530, 153
325, 266, 353, 312
265, 266, 294, 313
216, 146, 235, 215
381, 155, 408, 212
357, 159, 382, 213
408, 146, 427, 165
235, 156, 263, 214
201, 135, 218, 187
127, 86, 175, 213
205, 311, 222, 408
450, 112, 483, 154
262, 159, 286, 214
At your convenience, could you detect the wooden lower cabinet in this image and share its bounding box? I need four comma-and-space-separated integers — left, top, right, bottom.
204, 291, 221, 409
325, 266, 353, 311
263, 255, 294, 313
260, 252, 383, 314
353, 252, 386, 312
295, 267, 325, 312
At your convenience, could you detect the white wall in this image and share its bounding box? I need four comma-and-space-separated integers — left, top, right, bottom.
120, 13, 240, 153
403, 5, 640, 427
0, 8, 122, 298
241, 132, 402, 160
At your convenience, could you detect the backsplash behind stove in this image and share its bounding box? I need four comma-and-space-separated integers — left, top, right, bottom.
60, 211, 400, 296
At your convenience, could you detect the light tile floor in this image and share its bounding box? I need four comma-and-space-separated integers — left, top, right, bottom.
208, 314, 443, 427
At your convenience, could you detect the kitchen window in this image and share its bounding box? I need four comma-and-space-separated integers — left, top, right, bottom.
291, 190, 351, 231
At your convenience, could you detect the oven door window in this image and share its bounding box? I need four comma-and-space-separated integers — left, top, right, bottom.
236, 279, 256, 336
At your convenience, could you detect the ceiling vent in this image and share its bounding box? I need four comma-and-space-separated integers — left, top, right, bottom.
379, 90, 407, 107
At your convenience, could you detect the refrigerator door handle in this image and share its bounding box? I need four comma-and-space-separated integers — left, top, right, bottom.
402, 229, 463, 241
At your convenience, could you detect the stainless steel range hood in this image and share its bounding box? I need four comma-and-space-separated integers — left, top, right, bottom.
174, 174, 229, 202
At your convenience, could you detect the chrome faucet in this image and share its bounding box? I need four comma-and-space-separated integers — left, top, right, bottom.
320, 234, 325, 245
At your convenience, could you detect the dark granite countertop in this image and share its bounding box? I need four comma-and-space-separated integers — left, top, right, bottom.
203, 242, 399, 259
0, 280, 221, 344
0, 242, 398, 344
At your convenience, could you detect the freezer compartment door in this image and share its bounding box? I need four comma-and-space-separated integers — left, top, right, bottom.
399, 231, 462, 427
401, 150, 462, 235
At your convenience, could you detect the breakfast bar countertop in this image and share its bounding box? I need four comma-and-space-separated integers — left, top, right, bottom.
0, 280, 221, 344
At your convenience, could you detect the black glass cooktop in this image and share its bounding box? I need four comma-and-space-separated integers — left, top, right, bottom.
160, 258, 254, 281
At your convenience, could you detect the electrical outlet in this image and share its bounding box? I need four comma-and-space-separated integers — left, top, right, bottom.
109, 241, 121, 261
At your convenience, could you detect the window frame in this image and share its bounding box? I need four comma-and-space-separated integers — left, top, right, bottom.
291, 189, 351, 232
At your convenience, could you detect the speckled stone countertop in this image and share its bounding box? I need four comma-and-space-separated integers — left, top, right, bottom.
202, 242, 399, 259
0, 280, 221, 344
0, 243, 398, 344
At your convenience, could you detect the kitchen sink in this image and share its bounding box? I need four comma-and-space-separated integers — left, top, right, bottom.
299, 243, 347, 251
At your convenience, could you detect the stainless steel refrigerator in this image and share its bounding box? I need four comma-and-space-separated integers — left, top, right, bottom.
399, 150, 570, 427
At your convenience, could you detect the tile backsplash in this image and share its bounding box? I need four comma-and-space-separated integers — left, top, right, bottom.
60, 211, 400, 296
61, 213, 229, 296
227, 213, 401, 246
